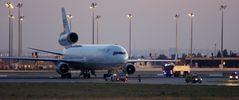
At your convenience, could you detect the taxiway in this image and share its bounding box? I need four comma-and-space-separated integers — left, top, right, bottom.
0, 69, 238, 86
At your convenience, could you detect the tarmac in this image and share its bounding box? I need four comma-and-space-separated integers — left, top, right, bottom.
0, 68, 238, 86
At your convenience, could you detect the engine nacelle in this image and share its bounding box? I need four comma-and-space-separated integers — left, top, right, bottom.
56, 62, 70, 74
124, 63, 136, 75
58, 32, 78, 47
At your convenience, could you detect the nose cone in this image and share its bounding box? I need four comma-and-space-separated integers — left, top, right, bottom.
112, 45, 128, 63
119, 52, 128, 63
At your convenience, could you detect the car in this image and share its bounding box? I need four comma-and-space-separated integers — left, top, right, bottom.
104, 73, 128, 82
118, 73, 128, 82
105, 73, 119, 81
229, 72, 238, 80
185, 74, 202, 83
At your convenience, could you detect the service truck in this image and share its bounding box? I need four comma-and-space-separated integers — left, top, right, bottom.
163, 63, 190, 77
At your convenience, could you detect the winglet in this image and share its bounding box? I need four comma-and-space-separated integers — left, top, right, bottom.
62, 8, 70, 33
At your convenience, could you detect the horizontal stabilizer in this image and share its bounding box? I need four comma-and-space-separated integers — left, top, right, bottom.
29, 47, 63, 56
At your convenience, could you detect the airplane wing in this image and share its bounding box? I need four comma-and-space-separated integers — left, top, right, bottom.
128, 59, 177, 63
0, 57, 60, 62
29, 47, 63, 56
0, 57, 87, 64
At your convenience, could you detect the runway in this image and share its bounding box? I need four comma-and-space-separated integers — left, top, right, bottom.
1, 77, 238, 86
0, 70, 238, 86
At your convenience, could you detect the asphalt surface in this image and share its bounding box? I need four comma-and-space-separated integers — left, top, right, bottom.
0, 69, 238, 86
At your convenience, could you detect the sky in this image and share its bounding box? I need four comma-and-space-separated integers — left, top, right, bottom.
0, 0, 239, 55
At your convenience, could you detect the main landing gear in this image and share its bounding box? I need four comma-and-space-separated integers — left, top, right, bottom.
79, 70, 96, 79
61, 73, 72, 79
60, 70, 96, 79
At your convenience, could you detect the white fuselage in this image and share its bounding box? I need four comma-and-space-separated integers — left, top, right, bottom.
62, 44, 128, 70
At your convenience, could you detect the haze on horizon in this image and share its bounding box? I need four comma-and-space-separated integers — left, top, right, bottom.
0, 0, 239, 56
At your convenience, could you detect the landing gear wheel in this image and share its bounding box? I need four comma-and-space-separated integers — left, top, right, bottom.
83, 74, 91, 79
66, 73, 72, 79
87, 74, 91, 78
61, 73, 72, 79
83, 74, 86, 79
61, 74, 66, 79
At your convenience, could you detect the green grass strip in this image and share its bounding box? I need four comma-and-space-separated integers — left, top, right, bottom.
0, 83, 239, 100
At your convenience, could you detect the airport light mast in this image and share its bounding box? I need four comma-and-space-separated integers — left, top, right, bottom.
67, 14, 73, 31
96, 15, 101, 44
220, 5, 227, 69
174, 14, 180, 60
214, 43, 217, 57
17, 3, 24, 57
188, 13, 195, 67
90, 2, 97, 44
5, 1, 15, 58
127, 14, 133, 59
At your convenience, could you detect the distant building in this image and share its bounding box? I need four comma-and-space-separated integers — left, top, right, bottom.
185, 57, 239, 68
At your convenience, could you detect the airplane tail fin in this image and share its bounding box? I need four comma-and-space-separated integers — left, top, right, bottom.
61, 8, 70, 33
58, 8, 78, 48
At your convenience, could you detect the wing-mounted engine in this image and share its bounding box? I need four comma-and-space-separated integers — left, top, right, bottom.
56, 62, 70, 74
124, 63, 136, 75
58, 32, 78, 47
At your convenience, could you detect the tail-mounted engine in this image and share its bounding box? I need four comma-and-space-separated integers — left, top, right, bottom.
56, 62, 70, 74
58, 32, 78, 47
124, 63, 136, 75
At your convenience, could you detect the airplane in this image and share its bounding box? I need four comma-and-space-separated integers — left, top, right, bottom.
0, 8, 175, 79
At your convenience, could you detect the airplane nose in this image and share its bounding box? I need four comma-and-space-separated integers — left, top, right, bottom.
110, 45, 128, 63
119, 54, 128, 63
111, 53, 127, 63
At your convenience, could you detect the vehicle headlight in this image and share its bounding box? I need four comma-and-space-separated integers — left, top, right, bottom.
195, 78, 198, 81
229, 76, 233, 78
236, 76, 238, 79
200, 78, 202, 81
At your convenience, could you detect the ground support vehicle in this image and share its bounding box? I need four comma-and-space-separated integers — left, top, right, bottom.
163, 63, 190, 77
104, 73, 128, 82
185, 74, 202, 83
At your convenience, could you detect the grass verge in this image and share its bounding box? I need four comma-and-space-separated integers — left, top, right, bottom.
0, 83, 239, 100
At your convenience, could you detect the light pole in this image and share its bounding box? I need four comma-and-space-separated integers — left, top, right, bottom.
188, 13, 195, 67
67, 14, 73, 31
90, 2, 97, 44
17, 3, 23, 57
214, 43, 217, 57
9, 15, 15, 56
174, 14, 180, 60
5, 1, 14, 57
220, 5, 226, 68
127, 14, 133, 58
96, 15, 101, 44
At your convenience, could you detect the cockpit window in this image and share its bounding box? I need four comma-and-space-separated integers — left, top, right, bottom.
113, 51, 126, 56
